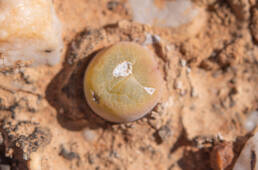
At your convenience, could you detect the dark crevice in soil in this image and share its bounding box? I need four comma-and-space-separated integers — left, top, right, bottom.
0, 145, 28, 170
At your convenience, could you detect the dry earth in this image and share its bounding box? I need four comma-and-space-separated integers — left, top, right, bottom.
0, 0, 258, 170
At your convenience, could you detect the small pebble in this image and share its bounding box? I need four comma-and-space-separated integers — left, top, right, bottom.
82, 129, 97, 142
143, 33, 161, 45
143, 33, 153, 45
129, 0, 200, 27
245, 111, 258, 132
157, 125, 171, 141
174, 80, 183, 90
217, 133, 224, 141
210, 142, 234, 170
191, 88, 198, 97
180, 59, 187, 67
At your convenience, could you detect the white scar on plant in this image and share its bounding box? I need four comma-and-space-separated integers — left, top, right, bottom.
112, 61, 133, 78
112, 60, 156, 95
143, 87, 156, 95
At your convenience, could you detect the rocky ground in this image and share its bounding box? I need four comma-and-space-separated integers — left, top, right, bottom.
0, 0, 257, 170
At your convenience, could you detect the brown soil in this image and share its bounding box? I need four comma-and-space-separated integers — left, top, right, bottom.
0, 0, 258, 170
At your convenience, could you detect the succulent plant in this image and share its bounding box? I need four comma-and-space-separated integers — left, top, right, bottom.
84, 42, 163, 123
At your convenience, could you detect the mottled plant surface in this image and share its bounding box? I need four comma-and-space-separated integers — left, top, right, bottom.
0, 0, 258, 170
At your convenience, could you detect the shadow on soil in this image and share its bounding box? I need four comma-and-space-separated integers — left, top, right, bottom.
168, 129, 213, 170
45, 32, 114, 131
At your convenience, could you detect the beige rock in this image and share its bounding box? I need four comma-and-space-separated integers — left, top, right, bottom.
0, 0, 63, 67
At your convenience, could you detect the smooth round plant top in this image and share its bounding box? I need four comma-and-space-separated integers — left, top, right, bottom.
84, 42, 163, 123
